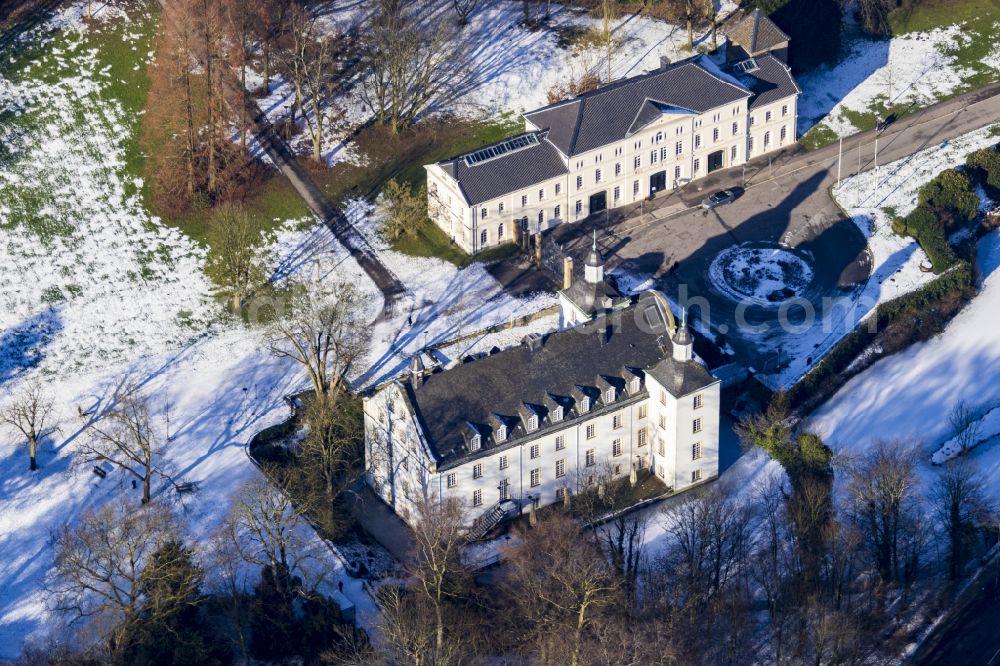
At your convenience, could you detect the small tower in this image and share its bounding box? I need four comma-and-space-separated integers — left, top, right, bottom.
584, 231, 604, 284
672, 307, 693, 363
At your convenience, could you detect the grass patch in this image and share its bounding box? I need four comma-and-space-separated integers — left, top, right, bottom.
889, 0, 1000, 35
390, 219, 467, 265
800, 122, 840, 150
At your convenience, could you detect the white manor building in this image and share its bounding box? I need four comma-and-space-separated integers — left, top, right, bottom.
424, 10, 799, 254
363, 248, 721, 533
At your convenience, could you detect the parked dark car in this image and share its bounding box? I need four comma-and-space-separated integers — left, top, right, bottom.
701, 189, 736, 209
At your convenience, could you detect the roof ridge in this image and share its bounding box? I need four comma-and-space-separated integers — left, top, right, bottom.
567, 96, 587, 155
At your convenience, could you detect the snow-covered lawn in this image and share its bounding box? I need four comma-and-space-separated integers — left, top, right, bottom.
809, 228, 1000, 505
0, 3, 558, 657
709, 244, 814, 306
799, 11, 1000, 142
757, 123, 1000, 389
251, 0, 739, 166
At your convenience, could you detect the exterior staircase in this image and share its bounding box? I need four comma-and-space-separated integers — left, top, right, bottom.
466, 499, 517, 542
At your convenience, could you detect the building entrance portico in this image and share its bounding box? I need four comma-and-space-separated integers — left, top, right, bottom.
649, 170, 666, 197
708, 150, 724, 173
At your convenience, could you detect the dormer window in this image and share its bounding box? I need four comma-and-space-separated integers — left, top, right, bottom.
496, 425, 507, 442
528, 415, 538, 431
605, 388, 615, 403
553, 406, 563, 422
580, 397, 590, 413
630, 378, 640, 393
470, 434, 481, 451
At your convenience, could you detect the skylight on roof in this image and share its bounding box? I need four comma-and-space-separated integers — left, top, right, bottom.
463, 133, 539, 167
733, 58, 759, 74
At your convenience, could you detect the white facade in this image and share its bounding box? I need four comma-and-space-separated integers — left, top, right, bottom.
425, 77, 798, 255
364, 353, 722, 529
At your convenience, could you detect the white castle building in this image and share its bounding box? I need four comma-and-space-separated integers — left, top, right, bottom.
424, 10, 799, 254
363, 247, 721, 534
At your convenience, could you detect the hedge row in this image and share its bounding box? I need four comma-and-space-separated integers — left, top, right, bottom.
786, 262, 975, 414
893, 205, 958, 272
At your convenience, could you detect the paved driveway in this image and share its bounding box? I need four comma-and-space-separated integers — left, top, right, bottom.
544, 83, 1000, 382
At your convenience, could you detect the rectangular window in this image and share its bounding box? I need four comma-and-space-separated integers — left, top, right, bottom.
612, 439, 622, 457
692, 469, 702, 483
556, 487, 567, 501
732, 121, 738, 135
576, 175, 583, 190
614, 464, 622, 476
473, 463, 482, 479
692, 442, 702, 460
499, 479, 509, 500
556, 459, 565, 478
499, 455, 508, 470
674, 165, 681, 180
615, 162, 622, 176
656, 464, 664, 479
660, 147, 668, 161
780, 125, 787, 142
530, 468, 540, 487
637, 428, 648, 447
530, 444, 539, 460
764, 131, 771, 147
693, 158, 700, 173
555, 435, 566, 451
634, 156, 641, 169
555, 183, 562, 195
586, 424, 595, 439
521, 195, 528, 207
575, 200, 582, 215
675, 141, 683, 155
693, 394, 703, 409
750, 116, 756, 126
713, 128, 719, 142
658, 439, 665, 456
650, 150, 658, 164
659, 390, 667, 406
538, 188, 545, 200
473, 489, 483, 506
749, 136, 755, 152
498, 202, 504, 213
765, 111, 772, 122
638, 404, 648, 419
446, 473, 456, 488
613, 414, 623, 429
694, 134, 701, 148
693, 418, 703, 434
782, 104, 788, 116
731, 145, 737, 161
633, 180, 639, 195
554, 205, 561, 219
658, 413, 666, 430
585, 449, 596, 466
613, 185, 620, 201
595, 168, 602, 183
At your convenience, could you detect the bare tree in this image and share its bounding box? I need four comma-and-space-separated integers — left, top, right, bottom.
705, 0, 718, 50
931, 460, 995, 580
407, 496, 472, 661
503, 513, 621, 666
227, 471, 324, 598
360, 2, 463, 134
266, 280, 368, 403
50, 501, 187, 660
847, 440, 921, 586
298, 393, 364, 515
80, 384, 170, 505
1, 381, 56, 471
453, 0, 478, 25
949, 400, 982, 455
224, 0, 256, 151
600, 0, 615, 83
254, 0, 294, 95
207, 204, 267, 312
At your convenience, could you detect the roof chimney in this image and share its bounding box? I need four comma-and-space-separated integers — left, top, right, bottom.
408, 354, 425, 387
563, 256, 574, 290
660, 55, 672, 70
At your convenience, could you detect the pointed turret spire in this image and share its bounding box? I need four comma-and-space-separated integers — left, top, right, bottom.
584, 231, 605, 284
672, 305, 693, 362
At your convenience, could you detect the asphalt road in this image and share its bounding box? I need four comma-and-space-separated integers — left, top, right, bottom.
547, 82, 1000, 378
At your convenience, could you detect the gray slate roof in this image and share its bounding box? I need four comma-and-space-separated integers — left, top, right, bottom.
402, 293, 717, 468
743, 54, 800, 110
524, 61, 751, 156
560, 276, 626, 318
438, 131, 568, 206
725, 9, 789, 55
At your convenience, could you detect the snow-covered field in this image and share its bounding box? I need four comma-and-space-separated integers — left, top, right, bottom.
798, 12, 1000, 141
251, 0, 739, 166
810, 227, 1000, 505
757, 123, 1000, 388
0, 3, 556, 657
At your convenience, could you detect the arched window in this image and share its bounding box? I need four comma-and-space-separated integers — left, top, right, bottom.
497, 224, 504, 240
480, 229, 488, 246
764, 131, 771, 147
655, 131, 663, 144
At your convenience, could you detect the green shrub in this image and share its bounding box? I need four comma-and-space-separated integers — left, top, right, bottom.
966, 147, 1000, 191
917, 168, 979, 229
891, 216, 907, 235
902, 205, 957, 272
